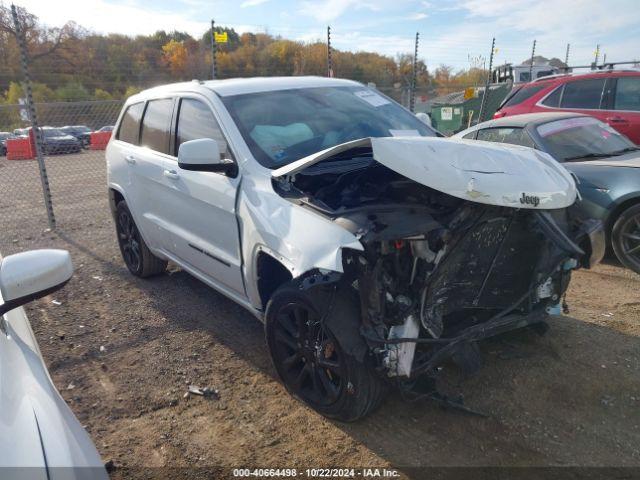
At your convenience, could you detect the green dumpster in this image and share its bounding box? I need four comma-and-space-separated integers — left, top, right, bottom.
430, 84, 511, 135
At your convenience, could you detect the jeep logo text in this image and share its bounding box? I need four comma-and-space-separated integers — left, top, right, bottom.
520, 192, 540, 207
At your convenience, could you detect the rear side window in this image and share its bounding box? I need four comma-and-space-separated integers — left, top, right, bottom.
541, 86, 562, 107
140, 98, 173, 154
560, 78, 606, 109
476, 127, 535, 148
502, 84, 548, 108
614, 77, 640, 111
117, 102, 144, 145
175, 98, 231, 158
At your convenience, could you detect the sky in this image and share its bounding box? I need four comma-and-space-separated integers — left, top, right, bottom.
14, 0, 640, 71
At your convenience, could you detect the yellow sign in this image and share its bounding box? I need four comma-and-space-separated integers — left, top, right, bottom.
214, 32, 228, 43
464, 87, 475, 100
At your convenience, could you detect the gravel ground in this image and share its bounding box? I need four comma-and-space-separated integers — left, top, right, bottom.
1, 152, 639, 478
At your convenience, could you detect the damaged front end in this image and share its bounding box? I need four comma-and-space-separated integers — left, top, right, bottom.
272, 137, 604, 384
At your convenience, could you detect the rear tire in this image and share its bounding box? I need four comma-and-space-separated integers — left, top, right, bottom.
265, 281, 385, 422
611, 204, 640, 274
115, 201, 167, 277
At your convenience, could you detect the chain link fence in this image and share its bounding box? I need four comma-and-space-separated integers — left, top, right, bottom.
0, 100, 122, 255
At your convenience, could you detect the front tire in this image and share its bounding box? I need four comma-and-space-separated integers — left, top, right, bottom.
611, 204, 640, 274
265, 281, 385, 422
115, 201, 167, 277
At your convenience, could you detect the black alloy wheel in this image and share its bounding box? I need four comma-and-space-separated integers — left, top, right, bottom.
612, 204, 640, 274
266, 282, 385, 421
271, 302, 346, 407
116, 206, 142, 274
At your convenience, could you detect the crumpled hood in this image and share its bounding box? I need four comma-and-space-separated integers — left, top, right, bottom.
272, 136, 577, 210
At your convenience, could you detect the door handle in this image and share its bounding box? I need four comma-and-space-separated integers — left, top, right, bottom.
163, 169, 180, 180
125, 154, 136, 164
606, 116, 629, 124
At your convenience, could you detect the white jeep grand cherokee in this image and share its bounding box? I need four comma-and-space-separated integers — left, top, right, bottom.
106, 76, 604, 421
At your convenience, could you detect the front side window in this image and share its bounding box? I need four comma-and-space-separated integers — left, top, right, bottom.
476, 127, 535, 148
140, 98, 173, 154
117, 102, 145, 145
614, 77, 640, 111
221, 86, 437, 168
560, 78, 606, 109
537, 116, 636, 161
176, 98, 230, 158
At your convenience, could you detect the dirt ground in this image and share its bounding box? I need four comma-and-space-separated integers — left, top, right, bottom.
1, 152, 640, 478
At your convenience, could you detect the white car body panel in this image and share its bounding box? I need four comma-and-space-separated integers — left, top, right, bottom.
273, 136, 577, 210
0, 283, 107, 477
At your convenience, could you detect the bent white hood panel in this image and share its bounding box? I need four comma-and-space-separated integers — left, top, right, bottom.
273, 137, 577, 210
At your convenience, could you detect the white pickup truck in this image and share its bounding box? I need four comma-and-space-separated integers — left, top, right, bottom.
106, 76, 603, 421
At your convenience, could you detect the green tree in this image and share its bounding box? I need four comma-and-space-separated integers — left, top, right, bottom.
94, 88, 112, 100
55, 82, 91, 101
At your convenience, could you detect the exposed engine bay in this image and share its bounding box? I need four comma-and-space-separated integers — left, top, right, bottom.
273, 146, 603, 384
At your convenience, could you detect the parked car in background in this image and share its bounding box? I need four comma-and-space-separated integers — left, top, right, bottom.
0, 249, 107, 477
38, 127, 82, 154
12, 128, 28, 137
494, 70, 640, 144
107, 77, 603, 420
97, 125, 114, 133
457, 112, 640, 273
0, 131, 10, 156
61, 125, 92, 148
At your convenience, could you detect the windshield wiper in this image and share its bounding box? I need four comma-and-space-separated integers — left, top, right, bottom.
609, 146, 640, 155
564, 152, 616, 161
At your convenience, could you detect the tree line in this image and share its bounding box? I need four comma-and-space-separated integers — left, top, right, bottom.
0, 4, 491, 104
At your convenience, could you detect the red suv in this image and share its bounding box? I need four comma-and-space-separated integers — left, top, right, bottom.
494, 70, 640, 144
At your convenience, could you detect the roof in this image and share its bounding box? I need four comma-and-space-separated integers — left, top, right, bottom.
131, 76, 363, 101
532, 68, 640, 83
475, 111, 587, 128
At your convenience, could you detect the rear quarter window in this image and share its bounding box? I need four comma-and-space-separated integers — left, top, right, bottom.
502, 84, 549, 108
116, 102, 145, 145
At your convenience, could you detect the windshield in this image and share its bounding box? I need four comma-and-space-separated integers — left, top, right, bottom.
43, 128, 66, 137
221, 86, 436, 168
537, 117, 636, 161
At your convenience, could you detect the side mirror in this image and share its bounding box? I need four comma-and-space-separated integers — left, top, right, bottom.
0, 249, 73, 316
178, 138, 236, 175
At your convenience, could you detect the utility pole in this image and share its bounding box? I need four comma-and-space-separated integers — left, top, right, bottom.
410, 32, 419, 113
478, 37, 495, 123
11, 4, 55, 228
529, 39, 536, 81
210, 19, 217, 79
594, 44, 600, 67
327, 26, 333, 77
564, 43, 570, 66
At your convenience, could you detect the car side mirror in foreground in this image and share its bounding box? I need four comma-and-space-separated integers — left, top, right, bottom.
0, 249, 73, 316
178, 138, 236, 176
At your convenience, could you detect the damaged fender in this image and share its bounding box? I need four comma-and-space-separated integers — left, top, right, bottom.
237, 174, 363, 310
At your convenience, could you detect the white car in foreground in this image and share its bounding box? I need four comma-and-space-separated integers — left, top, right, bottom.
106, 76, 604, 421
0, 249, 107, 478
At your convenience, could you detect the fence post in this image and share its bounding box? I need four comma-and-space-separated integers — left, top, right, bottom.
327, 26, 333, 77
409, 32, 419, 113
529, 39, 536, 81
11, 4, 55, 229
478, 37, 495, 123
210, 19, 217, 79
